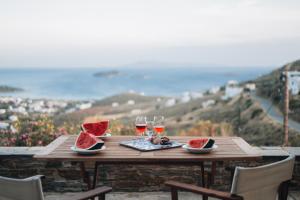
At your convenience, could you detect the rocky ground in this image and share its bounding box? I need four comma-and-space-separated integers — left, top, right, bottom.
45, 191, 300, 200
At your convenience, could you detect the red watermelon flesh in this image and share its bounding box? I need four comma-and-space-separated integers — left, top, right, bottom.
75, 131, 104, 150
82, 121, 109, 136
188, 138, 215, 149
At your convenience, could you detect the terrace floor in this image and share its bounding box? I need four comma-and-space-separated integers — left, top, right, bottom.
45, 191, 300, 200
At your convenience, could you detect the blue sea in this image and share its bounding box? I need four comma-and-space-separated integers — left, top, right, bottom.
0, 67, 272, 100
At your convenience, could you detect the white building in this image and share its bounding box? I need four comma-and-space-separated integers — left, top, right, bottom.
190, 92, 203, 99
41, 108, 57, 114
127, 100, 135, 105
227, 80, 239, 86
180, 92, 191, 103
165, 98, 176, 107
112, 102, 119, 108
9, 115, 18, 122
65, 108, 77, 113
202, 99, 216, 108
223, 80, 243, 99
0, 109, 6, 115
29, 100, 45, 112
225, 87, 243, 98
10, 106, 27, 115
47, 100, 67, 108
0, 122, 10, 129
131, 109, 142, 115
77, 103, 92, 110
209, 86, 220, 94
288, 71, 300, 95
245, 83, 256, 91
180, 95, 191, 103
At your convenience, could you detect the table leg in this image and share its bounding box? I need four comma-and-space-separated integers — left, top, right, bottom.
79, 162, 92, 190
200, 162, 208, 200
200, 161, 217, 188
92, 162, 100, 189
208, 161, 217, 188
200, 162, 205, 187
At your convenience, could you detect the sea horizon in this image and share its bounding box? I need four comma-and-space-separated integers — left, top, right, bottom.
0, 66, 272, 101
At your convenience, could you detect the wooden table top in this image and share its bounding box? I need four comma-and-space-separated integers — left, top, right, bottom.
34, 135, 261, 163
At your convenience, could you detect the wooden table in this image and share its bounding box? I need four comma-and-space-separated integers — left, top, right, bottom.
34, 135, 261, 190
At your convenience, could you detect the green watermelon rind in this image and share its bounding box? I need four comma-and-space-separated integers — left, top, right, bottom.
88, 142, 104, 150
203, 139, 215, 149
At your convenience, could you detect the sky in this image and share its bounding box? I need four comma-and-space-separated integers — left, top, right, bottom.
0, 0, 299, 68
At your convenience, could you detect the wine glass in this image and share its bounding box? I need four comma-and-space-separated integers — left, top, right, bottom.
135, 116, 147, 138
153, 116, 165, 136
146, 117, 154, 137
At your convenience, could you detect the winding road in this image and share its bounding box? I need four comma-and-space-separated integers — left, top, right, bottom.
251, 93, 300, 132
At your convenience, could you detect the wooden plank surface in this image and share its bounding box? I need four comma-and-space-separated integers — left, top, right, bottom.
34, 136, 261, 163
35, 135, 69, 156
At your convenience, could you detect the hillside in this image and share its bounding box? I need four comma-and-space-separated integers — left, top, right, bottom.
255, 59, 300, 122
51, 60, 300, 146
198, 94, 300, 146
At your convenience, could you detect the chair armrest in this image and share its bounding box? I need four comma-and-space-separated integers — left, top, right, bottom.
165, 181, 243, 200
24, 175, 45, 181
61, 186, 112, 200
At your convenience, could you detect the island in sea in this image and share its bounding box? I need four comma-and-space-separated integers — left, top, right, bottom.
0, 85, 23, 93
93, 70, 120, 78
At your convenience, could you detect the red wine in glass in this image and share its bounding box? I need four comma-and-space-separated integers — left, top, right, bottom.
154, 125, 165, 134
153, 116, 165, 135
135, 116, 147, 137
136, 124, 147, 134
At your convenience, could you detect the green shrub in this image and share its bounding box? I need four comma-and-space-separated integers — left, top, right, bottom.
0, 115, 68, 146
251, 109, 263, 119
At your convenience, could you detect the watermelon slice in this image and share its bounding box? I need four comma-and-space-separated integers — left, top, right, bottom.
75, 131, 104, 150
188, 138, 215, 149
81, 120, 109, 137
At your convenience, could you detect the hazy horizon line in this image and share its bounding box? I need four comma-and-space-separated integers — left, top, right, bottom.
0, 61, 279, 70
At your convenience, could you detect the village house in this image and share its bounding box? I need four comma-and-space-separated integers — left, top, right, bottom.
209, 86, 220, 94
245, 83, 256, 91
288, 71, 300, 95
222, 80, 243, 100
202, 99, 216, 108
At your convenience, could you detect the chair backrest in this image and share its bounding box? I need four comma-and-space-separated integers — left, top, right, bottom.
230, 155, 295, 200
0, 175, 44, 200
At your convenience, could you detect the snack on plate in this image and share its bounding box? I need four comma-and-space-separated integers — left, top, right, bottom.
75, 131, 104, 150
188, 138, 215, 149
160, 136, 171, 145
81, 120, 109, 136
149, 136, 171, 145
150, 135, 161, 145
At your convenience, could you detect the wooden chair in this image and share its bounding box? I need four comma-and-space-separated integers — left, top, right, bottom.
166, 155, 295, 200
0, 175, 112, 200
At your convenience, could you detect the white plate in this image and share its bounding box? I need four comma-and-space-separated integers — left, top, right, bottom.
182, 144, 218, 154
96, 133, 112, 139
70, 145, 106, 155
